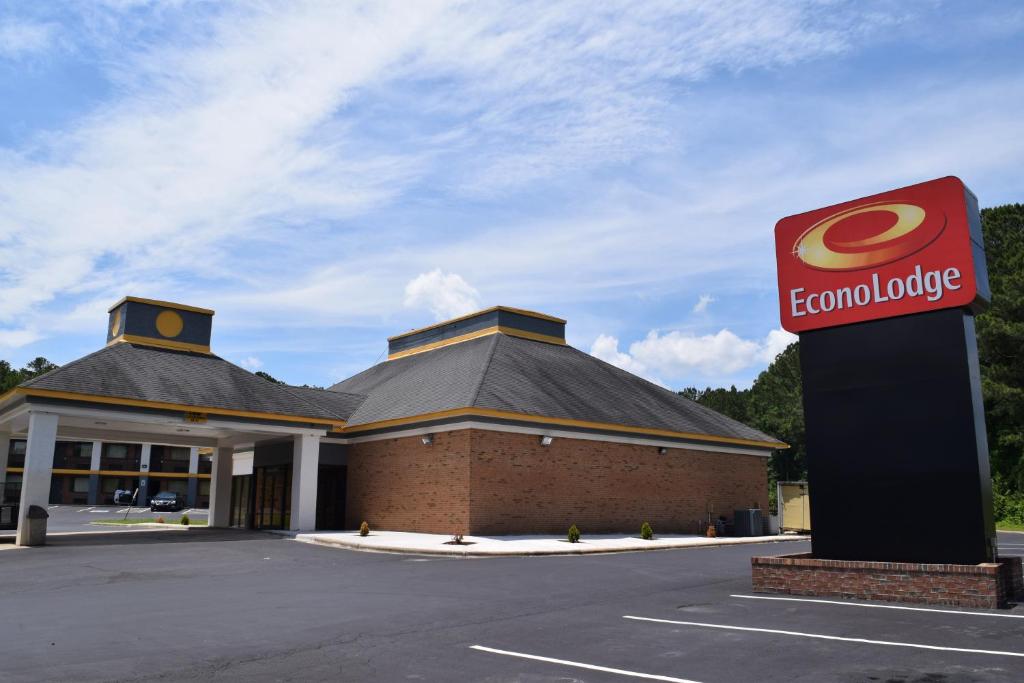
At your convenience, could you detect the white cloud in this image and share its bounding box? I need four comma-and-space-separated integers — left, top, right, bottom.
0, 20, 55, 59
631, 329, 761, 376
238, 356, 263, 371
590, 333, 648, 375
591, 327, 797, 385
692, 294, 715, 314
0, 1, 901, 332
0, 327, 42, 350
762, 328, 798, 363
1, 0, 1020, 383
403, 269, 481, 321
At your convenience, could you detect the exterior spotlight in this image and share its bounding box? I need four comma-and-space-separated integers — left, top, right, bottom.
421, 434, 434, 445
540, 436, 554, 446
658, 447, 668, 455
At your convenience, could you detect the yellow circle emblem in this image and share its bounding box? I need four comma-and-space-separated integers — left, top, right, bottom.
110, 309, 122, 337
155, 310, 184, 338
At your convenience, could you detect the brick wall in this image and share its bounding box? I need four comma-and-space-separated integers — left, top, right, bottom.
345, 427, 768, 535
468, 430, 767, 535
345, 430, 470, 534
752, 553, 1024, 609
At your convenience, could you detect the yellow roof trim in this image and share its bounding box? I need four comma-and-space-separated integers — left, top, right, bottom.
3, 466, 212, 479
108, 296, 215, 316
108, 334, 213, 355
14, 387, 345, 431
343, 406, 788, 450
387, 306, 566, 342
387, 325, 566, 361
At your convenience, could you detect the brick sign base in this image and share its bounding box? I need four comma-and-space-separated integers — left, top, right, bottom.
752, 553, 1023, 609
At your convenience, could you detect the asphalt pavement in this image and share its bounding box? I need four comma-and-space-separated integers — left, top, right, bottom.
1, 528, 1023, 681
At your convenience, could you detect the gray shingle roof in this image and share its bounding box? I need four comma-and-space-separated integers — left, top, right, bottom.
21, 343, 353, 422
281, 384, 366, 419
330, 333, 781, 445
18, 333, 781, 445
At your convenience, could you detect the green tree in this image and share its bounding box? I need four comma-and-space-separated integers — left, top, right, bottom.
746, 342, 804, 483
22, 357, 57, 379
977, 204, 1024, 492
680, 385, 750, 424
0, 360, 20, 393
0, 357, 60, 392
681, 344, 804, 490
255, 371, 284, 384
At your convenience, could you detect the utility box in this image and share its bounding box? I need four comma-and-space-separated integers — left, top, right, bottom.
734, 508, 763, 537
23, 505, 49, 546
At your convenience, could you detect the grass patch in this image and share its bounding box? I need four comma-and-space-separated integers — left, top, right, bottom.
997, 521, 1024, 532
92, 518, 208, 526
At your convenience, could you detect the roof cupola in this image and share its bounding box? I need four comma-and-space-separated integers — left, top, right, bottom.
387, 306, 566, 360
107, 296, 214, 354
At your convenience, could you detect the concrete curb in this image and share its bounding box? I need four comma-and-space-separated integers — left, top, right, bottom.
291, 533, 810, 557
89, 522, 203, 530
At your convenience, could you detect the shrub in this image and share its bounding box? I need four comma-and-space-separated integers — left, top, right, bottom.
180, 514, 190, 526
451, 533, 464, 544
640, 521, 654, 540
994, 479, 1024, 525
567, 524, 581, 543
155, 516, 166, 524
359, 521, 370, 537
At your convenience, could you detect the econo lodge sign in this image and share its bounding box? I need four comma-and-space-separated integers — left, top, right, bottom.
775, 176, 987, 333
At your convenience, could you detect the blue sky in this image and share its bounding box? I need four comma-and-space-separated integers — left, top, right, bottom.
0, 1, 1022, 390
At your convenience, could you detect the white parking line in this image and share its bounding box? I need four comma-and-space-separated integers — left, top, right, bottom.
623, 616, 1024, 658
730, 594, 1024, 619
470, 645, 701, 682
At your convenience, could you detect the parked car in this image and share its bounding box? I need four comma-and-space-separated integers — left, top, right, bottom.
113, 489, 136, 505
150, 491, 183, 512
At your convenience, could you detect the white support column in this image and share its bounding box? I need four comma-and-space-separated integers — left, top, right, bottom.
90, 441, 102, 471
16, 411, 59, 546
139, 443, 152, 503
290, 433, 320, 531
187, 446, 200, 508
0, 431, 10, 504
87, 440, 102, 505
208, 446, 233, 528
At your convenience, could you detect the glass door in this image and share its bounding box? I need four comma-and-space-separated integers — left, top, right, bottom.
252, 465, 291, 530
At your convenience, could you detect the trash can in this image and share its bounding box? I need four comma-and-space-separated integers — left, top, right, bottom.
733, 508, 763, 537
24, 505, 49, 546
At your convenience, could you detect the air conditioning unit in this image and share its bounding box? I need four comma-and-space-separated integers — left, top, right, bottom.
733, 508, 763, 537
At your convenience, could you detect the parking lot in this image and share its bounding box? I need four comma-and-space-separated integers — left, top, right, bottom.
2, 504, 210, 534
0, 529, 1022, 681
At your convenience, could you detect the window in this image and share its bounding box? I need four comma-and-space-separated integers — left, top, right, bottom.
53, 442, 93, 469
72, 477, 90, 494
165, 479, 188, 496
8, 440, 26, 468
148, 446, 191, 473
101, 443, 141, 471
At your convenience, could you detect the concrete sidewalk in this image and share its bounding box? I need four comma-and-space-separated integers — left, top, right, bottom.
292, 529, 809, 556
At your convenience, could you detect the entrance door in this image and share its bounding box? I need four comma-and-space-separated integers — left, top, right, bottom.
315, 465, 346, 530
252, 465, 291, 530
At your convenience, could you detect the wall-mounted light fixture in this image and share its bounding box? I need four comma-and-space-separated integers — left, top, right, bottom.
421, 434, 434, 445
658, 447, 668, 455
540, 436, 554, 446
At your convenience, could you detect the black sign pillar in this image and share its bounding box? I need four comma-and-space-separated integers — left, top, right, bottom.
800, 308, 995, 564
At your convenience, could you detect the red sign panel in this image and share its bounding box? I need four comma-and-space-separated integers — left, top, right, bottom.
775, 176, 986, 333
